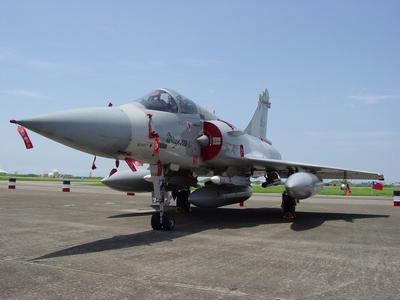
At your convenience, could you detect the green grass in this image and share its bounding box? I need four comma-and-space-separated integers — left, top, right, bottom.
0, 175, 103, 184
1, 175, 396, 196
251, 185, 396, 197
319, 186, 395, 197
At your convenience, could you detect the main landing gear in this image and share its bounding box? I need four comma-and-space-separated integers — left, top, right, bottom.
282, 191, 296, 219
175, 190, 191, 213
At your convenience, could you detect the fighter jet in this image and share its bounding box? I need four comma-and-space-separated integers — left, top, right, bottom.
10, 88, 384, 230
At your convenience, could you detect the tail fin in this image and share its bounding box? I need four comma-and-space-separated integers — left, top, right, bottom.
244, 88, 271, 141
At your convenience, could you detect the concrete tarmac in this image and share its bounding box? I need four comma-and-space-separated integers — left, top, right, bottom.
1, 181, 399, 299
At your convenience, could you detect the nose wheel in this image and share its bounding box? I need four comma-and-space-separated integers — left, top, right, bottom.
151, 211, 175, 231
149, 163, 177, 231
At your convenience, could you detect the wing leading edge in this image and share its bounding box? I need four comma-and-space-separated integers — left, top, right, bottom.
246, 157, 384, 181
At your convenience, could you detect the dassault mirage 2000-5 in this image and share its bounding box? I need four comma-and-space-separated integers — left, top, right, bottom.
10, 88, 384, 230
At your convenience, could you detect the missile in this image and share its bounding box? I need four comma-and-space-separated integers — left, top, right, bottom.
284, 172, 324, 199
210, 175, 250, 185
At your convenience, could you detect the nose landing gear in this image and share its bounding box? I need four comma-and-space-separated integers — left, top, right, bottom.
149, 164, 176, 231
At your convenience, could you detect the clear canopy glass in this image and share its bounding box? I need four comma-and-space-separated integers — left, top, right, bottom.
134, 88, 199, 114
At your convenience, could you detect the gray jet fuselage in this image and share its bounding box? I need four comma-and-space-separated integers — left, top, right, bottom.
11, 87, 384, 229
14, 88, 281, 178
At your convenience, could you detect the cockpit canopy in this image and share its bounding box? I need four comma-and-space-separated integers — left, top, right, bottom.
134, 88, 199, 114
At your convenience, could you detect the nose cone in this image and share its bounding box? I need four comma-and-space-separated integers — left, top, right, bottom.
12, 107, 132, 158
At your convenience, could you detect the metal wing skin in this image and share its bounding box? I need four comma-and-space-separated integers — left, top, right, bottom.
246, 156, 385, 180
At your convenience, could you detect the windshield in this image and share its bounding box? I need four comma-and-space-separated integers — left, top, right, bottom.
134, 89, 198, 114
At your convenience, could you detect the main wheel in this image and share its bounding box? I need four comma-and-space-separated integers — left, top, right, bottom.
151, 212, 162, 230
282, 194, 296, 213
162, 212, 175, 231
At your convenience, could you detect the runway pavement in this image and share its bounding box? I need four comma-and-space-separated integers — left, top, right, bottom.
1, 181, 399, 299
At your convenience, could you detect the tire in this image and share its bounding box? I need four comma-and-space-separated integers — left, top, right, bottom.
151, 212, 162, 230
283, 194, 296, 213
162, 212, 175, 231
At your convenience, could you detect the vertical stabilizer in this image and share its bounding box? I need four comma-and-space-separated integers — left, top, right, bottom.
244, 88, 271, 140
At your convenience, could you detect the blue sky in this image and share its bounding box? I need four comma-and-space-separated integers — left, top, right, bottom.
1, 1, 399, 183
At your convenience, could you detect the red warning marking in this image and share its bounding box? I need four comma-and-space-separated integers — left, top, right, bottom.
157, 160, 162, 176
17, 126, 33, 149
133, 160, 143, 166
91, 156, 97, 170
147, 114, 159, 138
154, 137, 159, 155
125, 157, 138, 172
192, 154, 198, 165
240, 144, 244, 157
202, 121, 223, 161
109, 168, 118, 177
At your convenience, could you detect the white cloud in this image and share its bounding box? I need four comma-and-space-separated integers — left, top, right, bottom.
111, 58, 226, 70
114, 59, 168, 70
0, 47, 18, 60
28, 60, 60, 69
300, 131, 399, 154
1, 90, 44, 98
347, 94, 400, 104
178, 58, 227, 68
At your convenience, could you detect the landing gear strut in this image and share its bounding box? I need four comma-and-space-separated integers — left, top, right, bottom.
149, 164, 175, 231
282, 191, 296, 219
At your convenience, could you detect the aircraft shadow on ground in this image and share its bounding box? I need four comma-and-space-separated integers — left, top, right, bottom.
33, 207, 389, 261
